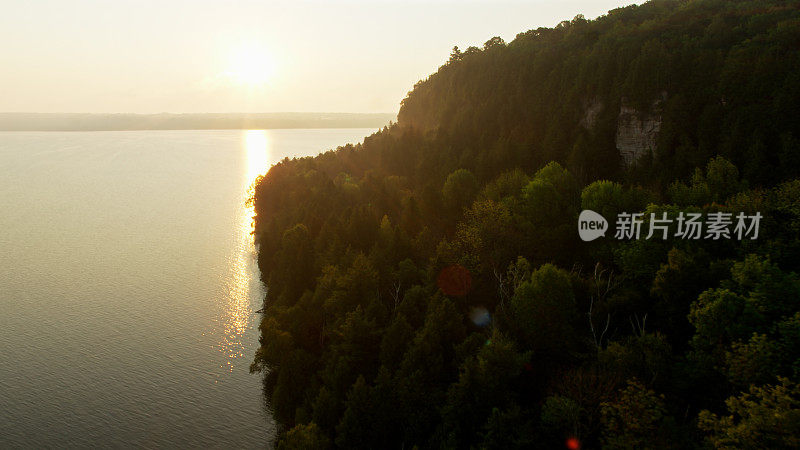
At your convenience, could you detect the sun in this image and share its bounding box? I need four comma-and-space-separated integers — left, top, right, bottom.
225, 43, 275, 87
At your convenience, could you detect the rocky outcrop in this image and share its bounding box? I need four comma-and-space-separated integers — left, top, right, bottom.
579, 95, 665, 167
580, 98, 603, 130
615, 95, 665, 167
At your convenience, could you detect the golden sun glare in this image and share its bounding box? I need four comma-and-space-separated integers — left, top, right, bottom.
225, 44, 275, 86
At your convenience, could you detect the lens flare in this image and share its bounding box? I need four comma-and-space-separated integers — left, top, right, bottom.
566, 437, 581, 450
436, 264, 472, 297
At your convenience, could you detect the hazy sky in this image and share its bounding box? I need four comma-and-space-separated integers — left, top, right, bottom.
0, 1, 637, 114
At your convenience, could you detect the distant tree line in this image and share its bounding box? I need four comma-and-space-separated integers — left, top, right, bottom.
0, 112, 395, 131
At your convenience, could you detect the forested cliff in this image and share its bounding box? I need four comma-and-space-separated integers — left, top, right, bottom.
251, 0, 800, 447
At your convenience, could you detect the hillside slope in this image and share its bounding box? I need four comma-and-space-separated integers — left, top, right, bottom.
398, 0, 800, 186
251, 1, 800, 448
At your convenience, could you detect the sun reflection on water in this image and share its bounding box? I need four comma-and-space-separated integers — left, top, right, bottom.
245, 130, 270, 182
217, 130, 270, 373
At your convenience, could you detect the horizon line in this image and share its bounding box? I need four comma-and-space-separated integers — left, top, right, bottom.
0, 111, 397, 116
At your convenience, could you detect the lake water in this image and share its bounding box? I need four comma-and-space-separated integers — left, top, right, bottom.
0, 129, 374, 448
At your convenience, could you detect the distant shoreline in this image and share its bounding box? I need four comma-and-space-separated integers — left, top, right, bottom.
0, 112, 396, 131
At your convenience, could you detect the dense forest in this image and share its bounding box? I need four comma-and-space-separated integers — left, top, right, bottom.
250, 0, 800, 448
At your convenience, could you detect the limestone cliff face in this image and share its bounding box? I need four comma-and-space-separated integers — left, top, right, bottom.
615, 103, 662, 166
579, 95, 664, 167
580, 98, 603, 130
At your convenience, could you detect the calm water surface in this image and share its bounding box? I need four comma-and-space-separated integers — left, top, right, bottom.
0, 129, 374, 448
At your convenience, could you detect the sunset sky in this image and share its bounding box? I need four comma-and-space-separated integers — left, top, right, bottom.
0, 0, 636, 114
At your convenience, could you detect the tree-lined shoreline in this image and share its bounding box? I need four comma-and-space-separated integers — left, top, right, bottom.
251, 0, 800, 447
